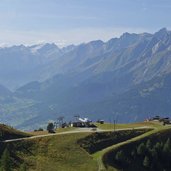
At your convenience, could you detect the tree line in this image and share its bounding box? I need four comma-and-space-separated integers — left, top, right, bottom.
115, 138, 171, 170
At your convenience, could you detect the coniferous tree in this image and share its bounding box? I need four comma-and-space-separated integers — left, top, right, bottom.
154, 142, 163, 154
1, 148, 11, 171
47, 122, 54, 133
143, 156, 150, 168
131, 149, 136, 159
146, 139, 152, 150
150, 147, 159, 169
151, 148, 158, 160
115, 150, 125, 162
137, 143, 146, 156
162, 138, 171, 166
163, 138, 171, 153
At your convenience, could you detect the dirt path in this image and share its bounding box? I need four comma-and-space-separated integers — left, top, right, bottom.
3, 126, 152, 143
3, 129, 95, 142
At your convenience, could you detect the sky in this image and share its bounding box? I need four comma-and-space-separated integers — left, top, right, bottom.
0, 0, 171, 47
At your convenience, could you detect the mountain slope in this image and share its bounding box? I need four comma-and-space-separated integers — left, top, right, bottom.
0, 28, 171, 129
0, 43, 62, 89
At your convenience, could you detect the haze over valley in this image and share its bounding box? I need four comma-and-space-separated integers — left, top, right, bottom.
1, 1, 171, 171
0, 28, 171, 129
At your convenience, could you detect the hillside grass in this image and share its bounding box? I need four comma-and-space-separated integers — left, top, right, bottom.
56, 127, 76, 133
7, 133, 98, 171
1, 121, 166, 171
0, 124, 31, 141
30, 130, 49, 136
30, 127, 76, 136
95, 121, 163, 130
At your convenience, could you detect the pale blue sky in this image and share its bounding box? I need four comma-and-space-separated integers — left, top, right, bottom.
0, 0, 170, 47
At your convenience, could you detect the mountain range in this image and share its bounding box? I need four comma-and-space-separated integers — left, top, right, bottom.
0, 28, 171, 130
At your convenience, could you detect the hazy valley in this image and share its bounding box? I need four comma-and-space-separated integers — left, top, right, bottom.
0, 28, 171, 130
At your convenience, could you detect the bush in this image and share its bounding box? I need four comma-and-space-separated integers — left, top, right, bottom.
38, 128, 44, 131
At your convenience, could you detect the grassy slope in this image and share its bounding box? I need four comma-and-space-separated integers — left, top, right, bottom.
30, 127, 76, 136
0, 124, 30, 141
9, 133, 98, 171
56, 127, 77, 133
3, 121, 164, 171
95, 121, 163, 130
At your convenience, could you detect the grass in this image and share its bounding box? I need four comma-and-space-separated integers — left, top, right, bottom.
56, 127, 76, 133
30, 127, 76, 136
7, 133, 98, 171
1, 121, 167, 171
30, 130, 49, 136
95, 121, 163, 130
0, 124, 31, 141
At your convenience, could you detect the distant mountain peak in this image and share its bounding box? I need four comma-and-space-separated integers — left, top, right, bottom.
121, 32, 131, 36
62, 44, 76, 53
87, 40, 104, 47
120, 32, 138, 39
154, 27, 169, 40
30, 43, 59, 53
30, 43, 58, 49
158, 27, 168, 33
42, 43, 58, 48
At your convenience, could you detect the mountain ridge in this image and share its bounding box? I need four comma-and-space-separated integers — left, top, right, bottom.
0, 28, 171, 129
